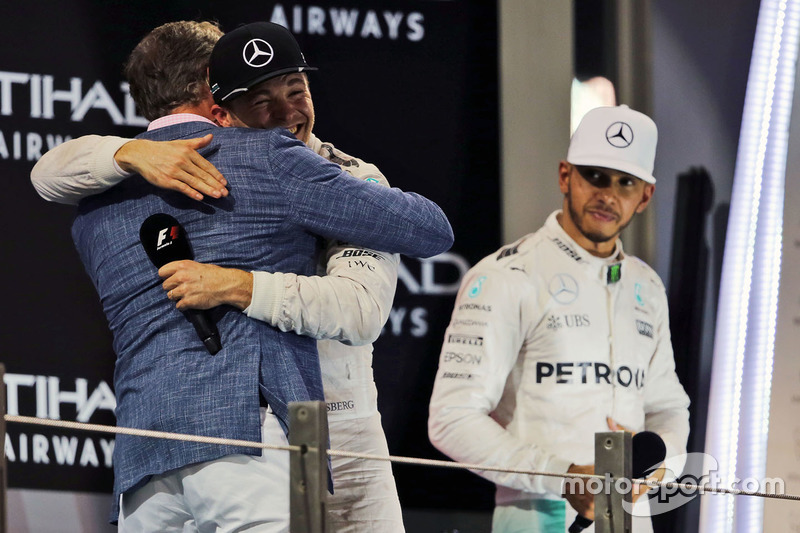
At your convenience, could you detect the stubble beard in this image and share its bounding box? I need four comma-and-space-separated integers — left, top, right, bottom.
566, 190, 636, 244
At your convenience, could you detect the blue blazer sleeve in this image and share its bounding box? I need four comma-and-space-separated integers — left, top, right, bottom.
267, 130, 454, 258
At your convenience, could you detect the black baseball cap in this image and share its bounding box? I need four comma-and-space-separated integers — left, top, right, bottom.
209, 22, 317, 104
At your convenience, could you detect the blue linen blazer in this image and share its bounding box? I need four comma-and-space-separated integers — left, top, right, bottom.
71, 120, 453, 520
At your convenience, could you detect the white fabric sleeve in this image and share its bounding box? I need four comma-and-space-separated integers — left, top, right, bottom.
30, 135, 133, 205
642, 286, 691, 475
244, 137, 398, 345
247, 247, 399, 345
428, 268, 573, 497
307, 133, 388, 186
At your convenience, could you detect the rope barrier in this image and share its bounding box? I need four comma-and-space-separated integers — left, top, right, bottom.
4, 414, 300, 453
6, 414, 800, 502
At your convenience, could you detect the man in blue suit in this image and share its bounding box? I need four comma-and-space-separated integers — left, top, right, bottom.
69, 21, 453, 531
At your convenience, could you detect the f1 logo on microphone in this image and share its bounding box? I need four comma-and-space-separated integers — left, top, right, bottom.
156, 226, 180, 250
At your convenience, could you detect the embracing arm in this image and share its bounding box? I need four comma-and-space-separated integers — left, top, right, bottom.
247, 244, 398, 345
31, 135, 131, 204
30, 134, 227, 204
273, 132, 454, 258
249, 137, 398, 343
247, 138, 399, 343
159, 241, 398, 346
161, 138, 399, 345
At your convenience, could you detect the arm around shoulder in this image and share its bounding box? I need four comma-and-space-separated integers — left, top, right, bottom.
32, 133, 227, 204
274, 132, 454, 258
31, 135, 131, 204
247, 244, 399, 345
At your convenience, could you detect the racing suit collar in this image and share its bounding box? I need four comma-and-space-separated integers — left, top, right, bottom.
546, 210, 625, 284
306, 132, 323, 155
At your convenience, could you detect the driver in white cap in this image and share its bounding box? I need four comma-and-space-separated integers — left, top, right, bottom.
428, 105, 690, 532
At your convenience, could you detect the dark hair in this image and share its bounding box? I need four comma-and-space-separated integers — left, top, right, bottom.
124, 21, 223, 121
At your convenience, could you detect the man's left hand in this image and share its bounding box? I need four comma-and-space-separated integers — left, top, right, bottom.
115, 135, 228, 201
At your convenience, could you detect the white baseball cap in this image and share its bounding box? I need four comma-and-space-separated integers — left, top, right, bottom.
567, 105, 658, 184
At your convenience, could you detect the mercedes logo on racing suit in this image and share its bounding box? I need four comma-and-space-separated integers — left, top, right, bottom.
548, 273, 579, 305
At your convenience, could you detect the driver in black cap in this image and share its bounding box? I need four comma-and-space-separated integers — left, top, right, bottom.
208, 22, 318, 145
31, 20, 407, 533
201, 21, 407, 533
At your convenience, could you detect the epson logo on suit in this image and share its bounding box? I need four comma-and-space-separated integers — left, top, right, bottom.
442, 351, 483, 365
270, 4, 425, 41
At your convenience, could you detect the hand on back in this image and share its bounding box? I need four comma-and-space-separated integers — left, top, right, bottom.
115, 134, 228, 201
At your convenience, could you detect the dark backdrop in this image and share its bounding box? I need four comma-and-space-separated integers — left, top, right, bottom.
0, 0, 500, 512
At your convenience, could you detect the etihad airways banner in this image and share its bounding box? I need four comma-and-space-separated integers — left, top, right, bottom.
0, 0, 499, 512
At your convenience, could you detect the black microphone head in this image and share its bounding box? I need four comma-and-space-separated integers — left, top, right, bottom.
139, 213, 193, 268
632, 430, 667, 478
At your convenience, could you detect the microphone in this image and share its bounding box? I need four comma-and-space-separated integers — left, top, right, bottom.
631, 431, 668, 482
568, 431, 667, 533
139, 213, 222, 355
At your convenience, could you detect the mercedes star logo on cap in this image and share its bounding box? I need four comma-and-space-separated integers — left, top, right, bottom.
605, 122, 634, 148
243, 39, 274, 68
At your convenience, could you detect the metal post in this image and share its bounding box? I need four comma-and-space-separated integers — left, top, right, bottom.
0, 363, 7, 533
594, 431, 632, 533
289, 401, 329, 533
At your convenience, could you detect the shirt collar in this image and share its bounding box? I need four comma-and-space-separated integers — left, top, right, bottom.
147, 113, 218, 131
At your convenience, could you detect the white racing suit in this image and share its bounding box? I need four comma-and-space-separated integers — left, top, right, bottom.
31, 132, 406, 532
249, 135, 405, 532
428, 211, 690, 532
